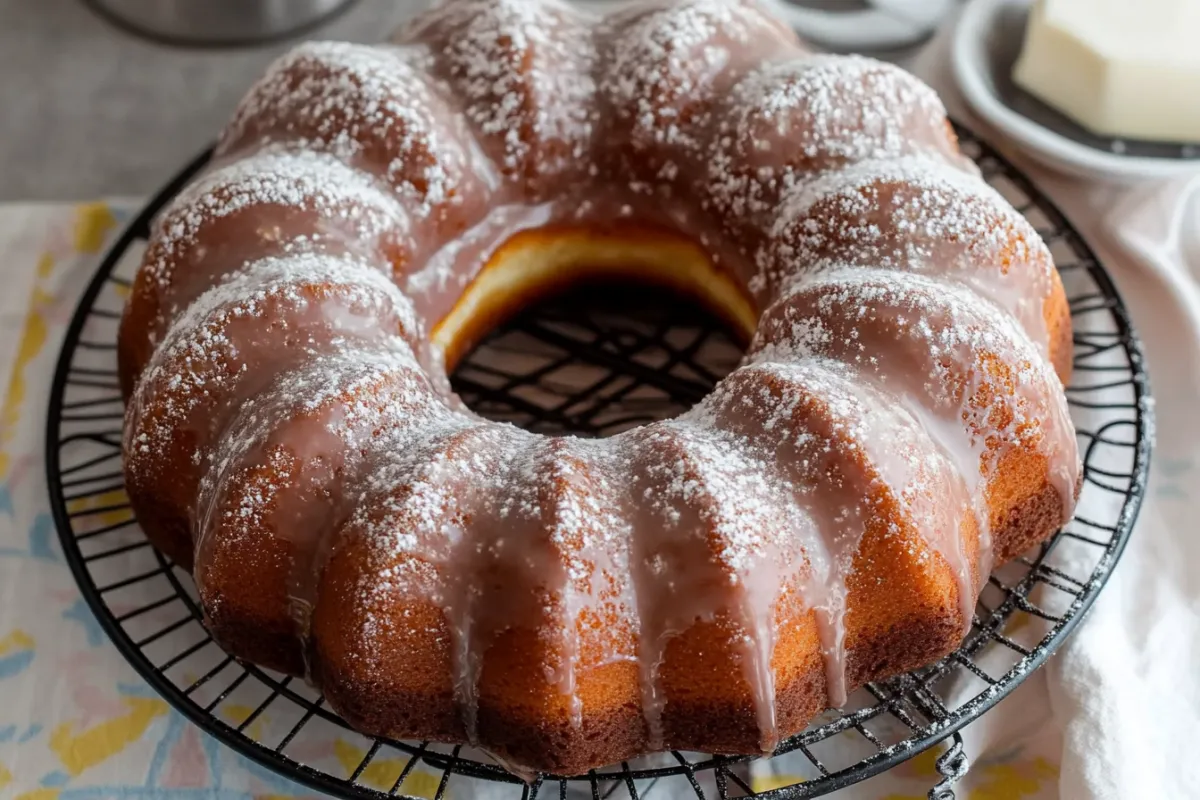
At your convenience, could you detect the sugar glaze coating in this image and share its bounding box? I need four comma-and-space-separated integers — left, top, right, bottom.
119, 0, 1080, 776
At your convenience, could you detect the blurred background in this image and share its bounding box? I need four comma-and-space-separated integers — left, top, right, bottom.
2, 0, 416, 200
1, 0, 957, 201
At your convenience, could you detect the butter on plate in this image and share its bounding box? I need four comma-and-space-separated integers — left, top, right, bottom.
1013, 0, 1200, 144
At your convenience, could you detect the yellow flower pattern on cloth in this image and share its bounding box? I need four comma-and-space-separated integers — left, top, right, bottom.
0, 201, 1065, 799
970, 757, 1059, 800
333, 740, 445, 798
0, 203, 323, 798
48, 697, 168, 776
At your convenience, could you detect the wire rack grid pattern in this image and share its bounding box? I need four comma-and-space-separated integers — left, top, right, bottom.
46, 125, 1152, 800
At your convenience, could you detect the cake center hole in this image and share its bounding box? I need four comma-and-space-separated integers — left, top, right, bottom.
448, 282, 747, 437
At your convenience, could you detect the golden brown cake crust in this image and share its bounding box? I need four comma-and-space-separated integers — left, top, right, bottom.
305, 473, 1066, 774
118, 0, 1081, 777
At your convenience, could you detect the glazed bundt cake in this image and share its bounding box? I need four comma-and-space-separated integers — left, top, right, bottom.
118, 0, 1080, 776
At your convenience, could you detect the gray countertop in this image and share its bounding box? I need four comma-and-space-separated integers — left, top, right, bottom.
1, 0, 425, 202
1, 1, 936, 203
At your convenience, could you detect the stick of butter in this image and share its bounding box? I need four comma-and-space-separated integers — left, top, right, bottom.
1014, 0, 1200, 144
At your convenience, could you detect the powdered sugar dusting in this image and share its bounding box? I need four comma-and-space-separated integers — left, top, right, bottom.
775, 155, 998, 233
757, 155, 1054, 340
624, 418, 805, 750
600, 0, 795, 188
399, 0, 597, 192
354, 424, 523, 564
219, 41, 488, 222
632, 420, 794, 575
193, 345, 457, 624
756, 265, 1054, 436
705, 55, 965, 223
749, 266, 1079, 595
147, 148, 409, 291
124, 252, 423, 484
690, 356, 973, 704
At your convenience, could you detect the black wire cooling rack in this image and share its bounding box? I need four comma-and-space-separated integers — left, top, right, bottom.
46, 124, 1152, 800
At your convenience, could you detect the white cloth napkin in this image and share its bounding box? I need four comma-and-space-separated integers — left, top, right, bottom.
1037, 176, 1200, 800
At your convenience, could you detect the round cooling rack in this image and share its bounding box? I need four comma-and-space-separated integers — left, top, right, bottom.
46, 124, 1153, 800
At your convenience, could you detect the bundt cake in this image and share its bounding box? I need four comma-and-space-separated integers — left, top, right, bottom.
118, 0, 1081, 776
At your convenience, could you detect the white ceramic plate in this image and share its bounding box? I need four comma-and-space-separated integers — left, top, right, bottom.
952, 0, 1200, 182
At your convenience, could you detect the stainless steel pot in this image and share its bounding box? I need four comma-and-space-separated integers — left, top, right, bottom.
86, 0, 358, 46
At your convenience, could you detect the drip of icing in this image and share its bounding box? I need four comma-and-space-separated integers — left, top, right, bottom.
123, 255, 424, 576
344, 417, 633, 751
348, 422, 504, 743
452, 433, 577, 741
350, 423, 618, 747
691, 356, 989, 707
529, 439, 633, 734
193, 344, 444, 630
439, 436, 636, 742
750, 266, 1081, 626
623, 420, 793, 752
421, 426, 527, 745
698, 360, 864, 710
451, 556, 482, 745
125, 256, 415, 452
562, 592, 584, 733
738, 551, 782, 753
898, 392, 988, 628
